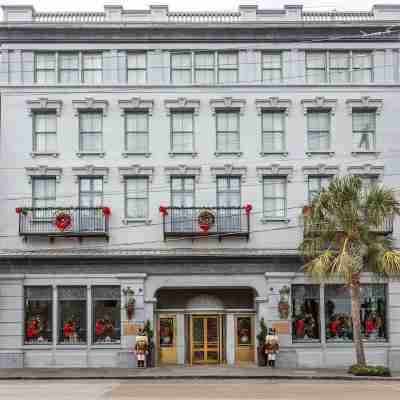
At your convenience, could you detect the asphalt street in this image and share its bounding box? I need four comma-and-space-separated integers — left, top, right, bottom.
0, 379, 400, 400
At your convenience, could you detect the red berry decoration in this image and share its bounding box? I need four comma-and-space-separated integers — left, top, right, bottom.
159, 205, 168, 216
54, 212, 72, 231
244, 203, 253, 215
102, 207, 111, 216
15, 207, 22, 214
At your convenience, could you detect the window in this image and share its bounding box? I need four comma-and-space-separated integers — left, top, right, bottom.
262, 52, 282, 83
159, 316, 175, 348
308, 176, 332, 202
92, 286, 121, 344
79, 112, 103, 153
195, 52, 214, 84
352, 111, 376, 152
171, 111, 194, 154
171, 177, 195, 207
352, 52, 373, 83
292, 285, 320, 342
79, 177, 103, 208
82, 53, 102, 84
218, 52, 238, 84
216, 111, 240, 154
127, 52, 147, 84
307, 111, 331, 152
24, 286, 53, 345
236, 316, 253, 346
360, 285, 386, 341
58, 286, 87, 344
125, 177, 149, 219
306, 52, 326, 84
32, 178, 56, 209
125, 111, 149, 154
325, 285, 353, 342
359, 175, 378, 198
217, 175, 241, 231
329, 52, 350, 83
59, 53, 79, 83
171, 53, 192, 84
261, 111, 285, 153
263, 177, 287, 219
33, 112, 57, 153
35, 52, 56, 84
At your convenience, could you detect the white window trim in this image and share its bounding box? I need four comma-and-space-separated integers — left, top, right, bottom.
210, 164, 247, 183
302, 164, 340, 180
126, 51, 147, 84
256, 164, 294, 183
72, 165, 109, 183
347, 164, 384, 182
25, 166, 62, 184
164, 97, 200, 116
346, 96, 383, 115
164, 165, 202, 183
261, 175, 289, 223
210, 97, 246, 116
118, 165, 154, 183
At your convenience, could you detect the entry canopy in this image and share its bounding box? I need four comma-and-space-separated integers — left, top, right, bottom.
186, 294, 224, 311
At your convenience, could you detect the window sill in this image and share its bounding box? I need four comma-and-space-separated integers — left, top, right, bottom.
351, 151, 380, 157
30, 218, 53, 223
122, 218, 152, 225
76, 152, 106, 158
24, 344, 53, 349
56, 344, 88, 348
260, 152, 288, 157
260, 217, 290, 224
214, 152, 243, 158
90, 344, 122, 349
122, 152, 151, 158
169, 152, 198, 158
30, 152, 59, 158
306, 151, 335, 158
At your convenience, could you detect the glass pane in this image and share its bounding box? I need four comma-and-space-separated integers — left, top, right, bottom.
207, 318, 218, 346
307, 52, 325, 68
172, 112, 193, 132
325, 285, 353, 342
79, 178, 91, 192
263, 112, 283, 131
263, 132, 284, 153
193, 318, 204, 344
126, 112, 148, 132
80, 133, 102, 152
83, 70, 102, 84
353, 52, 372, 69
36, 53, 55, 69
263, 52, 281, 69
83, 53, 102, 69
36, 70, 55, 83
262, 69, 282, 83
308, 112, 330, 130
80, 112, 102, 132
92, 178, 103, 192
263, 178, 285, 197
127, 70, 146, 84
160, 318, 175, 347
308, 131, 330, 151
59, 53, 79, 69
330, 52, 349, 68
195, 52, 214, 68
218, 69, 237, 84
171, 53, 191, 68
127, 52, 146, 69
59, 69, 79, 84
218, 52, 238, 68
352, 112, 375, 131
292, 285, 320, 341
171, 69, 191, 84
237, 317, 252, 345
195, 69, 214, 84
330, 70, 349, 83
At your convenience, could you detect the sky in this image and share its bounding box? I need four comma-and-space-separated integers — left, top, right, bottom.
2, 0, 400, 13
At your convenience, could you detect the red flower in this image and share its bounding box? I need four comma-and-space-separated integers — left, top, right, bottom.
15, 207, 22, 214
244, 203, 253, 215
302, 205, 312, 217
102, 207, 111, 216
159, 205, 168, 216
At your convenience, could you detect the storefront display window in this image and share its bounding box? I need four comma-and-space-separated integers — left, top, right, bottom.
360, 284, 386, 341
237, 317, 252, 346
325, 285, 353, 342
159, 317, 175, 347
58, 286, 87, 344
292, 285, 320, 341
24, 286, 52, 345
92, 286, 121, 344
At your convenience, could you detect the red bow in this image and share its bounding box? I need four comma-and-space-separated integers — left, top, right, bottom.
244, 204, 253, 215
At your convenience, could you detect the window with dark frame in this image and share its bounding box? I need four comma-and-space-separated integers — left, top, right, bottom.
124, 111, 149, 154
170, 111, 194, 154
79, 111, 103, 153
33, 112, 57, 153
125, 177, 149, 220
352, 110, 376, 152
262, 176, 287, 219
35, 52, 56, 84
216, 110, 240, 154
261, 110, 285, 153
127, 52, 147, 84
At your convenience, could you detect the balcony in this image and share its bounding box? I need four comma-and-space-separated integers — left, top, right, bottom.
17, 207, 109, 240
303, 215, 394, 238
161, 207, 251, 241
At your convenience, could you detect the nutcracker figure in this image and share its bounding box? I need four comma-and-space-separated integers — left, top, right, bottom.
264, 328, 280, 367
134, 329, 149, 368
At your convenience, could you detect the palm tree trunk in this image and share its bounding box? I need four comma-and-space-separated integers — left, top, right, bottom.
350, 281, 366, 365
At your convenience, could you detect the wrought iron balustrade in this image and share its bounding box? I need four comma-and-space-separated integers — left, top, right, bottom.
18, 207, 109, 239
161, 207, 250, 241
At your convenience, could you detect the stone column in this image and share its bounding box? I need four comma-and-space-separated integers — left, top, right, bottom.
226, 313, 235, 365
176, 312, 185, 365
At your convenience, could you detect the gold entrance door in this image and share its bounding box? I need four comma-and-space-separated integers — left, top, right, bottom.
158, 314, 177, 364
190, 315, 222, 364
235, 315, 255, 363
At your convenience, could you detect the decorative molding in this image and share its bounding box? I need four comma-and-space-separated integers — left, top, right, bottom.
346, 96, 383, 115
72, 165, 110, 183
210, 97, 246, 115
164, 97, 200, 115
210, 164, 247, 182
25, 166, 63, 183
164, 165, 202, 183
256, 164, 294, 182
255, 97, 292, 116
118, 98, 154, 116
347, 164, 384, 177
302, 164, 340, 177
76, 152, 106, 158
301, 96, 338, 115
118, 165, 155, 182
72, 98, 109, 116
26, 98, 63, 116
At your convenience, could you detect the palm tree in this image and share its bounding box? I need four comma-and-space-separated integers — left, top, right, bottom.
300, 175, 400, 365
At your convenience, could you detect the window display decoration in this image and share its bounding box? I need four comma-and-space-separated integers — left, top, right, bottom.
53, 210, 72, 231
123, 286, 135, 320
197, 209, 215, 233
278, 286, 290, 319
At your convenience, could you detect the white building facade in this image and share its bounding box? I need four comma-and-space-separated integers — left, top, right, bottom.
0, 4, 400, 369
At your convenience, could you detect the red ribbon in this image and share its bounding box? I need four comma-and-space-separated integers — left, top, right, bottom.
244, 203, 253, 215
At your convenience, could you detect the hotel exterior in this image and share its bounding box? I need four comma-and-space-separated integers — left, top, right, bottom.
0, 3, 400, 369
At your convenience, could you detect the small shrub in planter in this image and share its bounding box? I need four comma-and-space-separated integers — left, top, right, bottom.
348, 364, 391, 377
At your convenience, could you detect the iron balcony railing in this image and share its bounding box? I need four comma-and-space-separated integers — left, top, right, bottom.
303, 215, 394, 238
161, 207, 250, 241
18, 207, 109, 239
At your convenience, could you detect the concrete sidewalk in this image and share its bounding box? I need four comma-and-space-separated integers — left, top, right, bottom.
0, 366, 399, 381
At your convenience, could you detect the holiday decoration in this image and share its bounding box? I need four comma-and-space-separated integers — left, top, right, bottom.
278, 286, 290, 319
159, 205, 168, 216
123, 287, 135, 320
302, 205, 312, 217
197, 209, 215, 233
54, 211, 72, 231
102, 207, 111, 216
244, 203, 253, 215
16, 207, 28, 215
